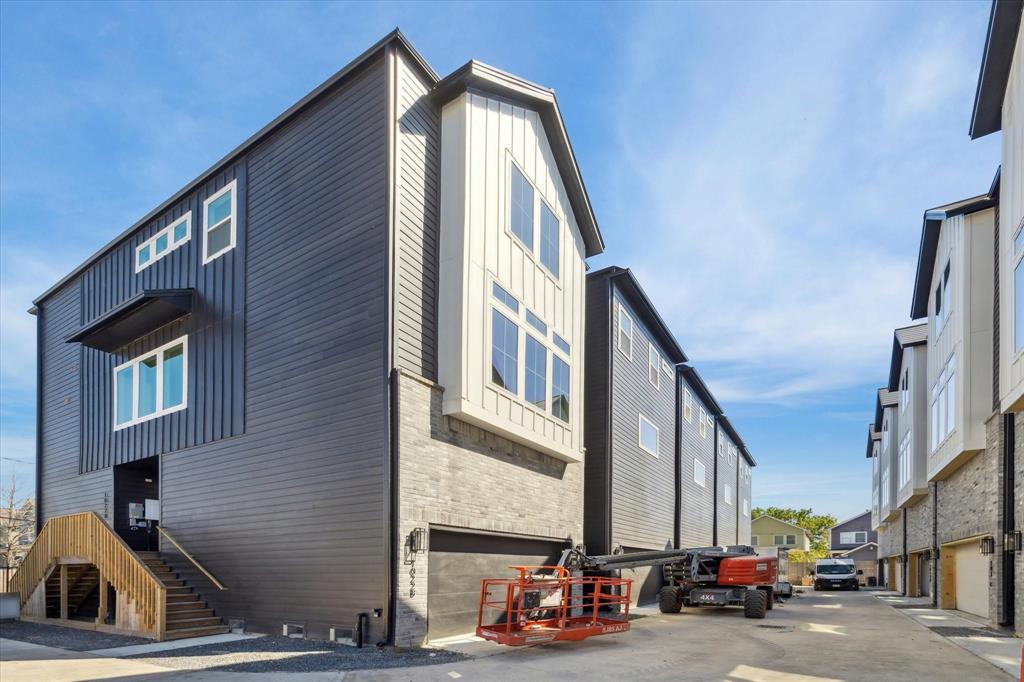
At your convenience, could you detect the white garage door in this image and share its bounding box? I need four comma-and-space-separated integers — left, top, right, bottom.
954, 543, 989, 618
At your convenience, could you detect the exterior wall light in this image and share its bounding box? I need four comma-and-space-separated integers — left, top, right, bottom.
1008, 530, 1022, 553
410, 527, 427, 554
980, 536, 995, 556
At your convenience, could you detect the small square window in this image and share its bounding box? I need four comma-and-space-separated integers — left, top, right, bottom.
639, 414, 659, 456
693, 459, 706, 487
155, 233, 168, 254
138, 245, 151, 267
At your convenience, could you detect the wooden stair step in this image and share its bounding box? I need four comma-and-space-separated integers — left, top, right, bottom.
166, 600, 206, 611
166, 616, 223, 630
163, 625, 230, 640
165, 607, 215, 619
159, 579, 186, 587
167, 593, 200, 603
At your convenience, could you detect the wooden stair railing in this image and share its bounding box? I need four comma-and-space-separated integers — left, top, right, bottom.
10, 512, 168, 639
156, 526, 227, 591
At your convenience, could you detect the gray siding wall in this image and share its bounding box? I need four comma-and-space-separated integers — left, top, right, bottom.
679, 375, 715, 548
582, 277, 611, 553
607, 288, 676, 552
737, 459, 752, 544
79, 167, 246, 471
716, 426, 738, 545
38, 54, 392, 642
830, 512, 877, 550
393, 53, 440, 380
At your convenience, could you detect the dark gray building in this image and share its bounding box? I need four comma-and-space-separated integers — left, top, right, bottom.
830, 511, 878, 553
583, 267, 688, 602
29, 30, 606, 645
678, 365, 722, 549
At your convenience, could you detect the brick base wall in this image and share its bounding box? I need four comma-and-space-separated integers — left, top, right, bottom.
905, 491, 934, 553
392, 371, 583, 646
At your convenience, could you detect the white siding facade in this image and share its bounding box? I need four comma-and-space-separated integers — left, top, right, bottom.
999, 28, 1024, 413
896, 344, 929, 506
437, 91, 587, 462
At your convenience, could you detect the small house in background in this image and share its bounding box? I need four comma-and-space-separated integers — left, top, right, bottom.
750, 515, 811, 551
829, 510, 878, 587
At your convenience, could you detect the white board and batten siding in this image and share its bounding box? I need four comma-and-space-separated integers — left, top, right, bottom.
999, 28, 1024, 413
438, 91, 587, 463
927, 209, 994, 481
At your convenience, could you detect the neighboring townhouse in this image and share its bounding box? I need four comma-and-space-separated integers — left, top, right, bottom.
24, 31, 607, 645
678, 366, 723, 549
830, 511, 877, 586
736, 444, 755, 545
751, 516, 811, 551
970, 0, 1024, 632
873, 387, 904, 590
582, 266, 688, 604
868, 424, 882, 532
715, 415, 754, 546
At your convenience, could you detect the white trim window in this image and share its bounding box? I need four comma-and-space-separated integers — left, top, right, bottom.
742, 499, 750, 517
930, 353, 956, 452
114, 336, 188, 430
617, 305, 633, 360
509, 163, 534, 251
693, 458, 706, 487
648, 343, 660, 389
490, 308, 519, 394
551, 355, 570, 423
203, 180, 237, 264
136, 213, 191, 272
899, 367, 909, 413
751, 535, 759, 545
683, 388, 693, 423
840, 531, 868, 545
661, 358, 672, 376
723, 483, 733, 505
638, 413, 659, 457
539, 200, 560, 278
699, 407, 707, 438
881, 468, 890, 508
507, 158, 561, 281
898, 431, 911, 487
934, 260, 951, 337
1015, 218, 1024, 353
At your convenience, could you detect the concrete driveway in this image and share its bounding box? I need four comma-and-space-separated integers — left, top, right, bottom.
0, 589, 1013, 681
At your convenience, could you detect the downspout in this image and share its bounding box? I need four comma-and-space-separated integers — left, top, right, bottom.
1002, 414, 1015, 627
673, 369, 681, 550
712, 418, 719, 546
931, 481, 938, 606
902, 507, 908, 596
383, 41, 398, 646
604, 279, 614, 555
33, 308, 42, 532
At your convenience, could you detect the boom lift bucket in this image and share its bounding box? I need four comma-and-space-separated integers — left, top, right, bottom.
476, 565, 631, 646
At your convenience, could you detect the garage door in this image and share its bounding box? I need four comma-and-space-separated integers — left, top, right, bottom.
427, 530, 566, 641
954, 543, 989, 618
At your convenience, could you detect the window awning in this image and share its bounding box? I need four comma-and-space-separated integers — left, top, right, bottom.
66, 289, 194, 352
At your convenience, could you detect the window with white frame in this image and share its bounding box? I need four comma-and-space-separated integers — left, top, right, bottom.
136, 213, 191, 272
706, 413, 714, 436
742, 499, 750, 517
723, 483, 733, 505
525, 334, 547, 409
683, 388, 693, 423
934, 260, 951, 336
114, 336, 188, 429
661, 358, 672, 376
551, 356, 570, 423
699, 407, 707, 437
751, 534, 759, 545
539, 201, 559, 277
491, 309, 519, 394
899, 367, 909, 413
203, 181, 237, 264
648, 343, 660, 389
639, 413, 659, 456
898, 431, 911, 487
840, 531, 867, 545
693, 458, 706, 487
617, 305, 633, 359
1015, 219, 1024, 353
881, 468, 890, 507
510, 164, 534, 249
930, 353, 956, 452
508, 160, 562, 281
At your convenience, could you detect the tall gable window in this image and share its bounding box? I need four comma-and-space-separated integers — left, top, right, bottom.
539, 201, 560, 277
552, 356, 570, 423
1015, 219, 1024, 352
114, 337, 188, 430
491, 309, 519, 394
203, 181, 237, 264
136, 213, 191, 272
930, 353, 956, 451
510, 165, 534, 249
617, 305, 633, 359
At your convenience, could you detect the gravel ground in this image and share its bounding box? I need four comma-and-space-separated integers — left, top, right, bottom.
126, 636, 467, 673
0, 619, 150, 651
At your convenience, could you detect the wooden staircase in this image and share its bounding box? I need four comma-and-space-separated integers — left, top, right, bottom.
45, 564, 99, 619
136, 551, 229, 639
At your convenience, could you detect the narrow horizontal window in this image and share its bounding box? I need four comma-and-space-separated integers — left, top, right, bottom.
492, 282, 520, 313
638, 413, 659, 456
203, 181, 237, 264
510, 164, 534, 250
539, 201, 559, 277
526, 310, 547, 335
552, 356, 570, 423
114, 336, 188, 430
525, 334, 547, 409
491, 309, 519, 394
553, 333, 570, 355
135, 213, 191, 273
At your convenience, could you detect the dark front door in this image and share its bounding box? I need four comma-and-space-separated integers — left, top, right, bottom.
919, 554, 931, 597
113, 456, 159, 551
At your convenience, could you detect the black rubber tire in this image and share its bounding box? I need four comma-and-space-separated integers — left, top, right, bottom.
744, 589, 768, 619
854, 584, 860, 591
658, 586, 683, 614
762, 588, 774, 610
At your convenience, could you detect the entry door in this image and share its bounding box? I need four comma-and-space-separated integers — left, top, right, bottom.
918, 555, 931, 597
954, 544, 990, 618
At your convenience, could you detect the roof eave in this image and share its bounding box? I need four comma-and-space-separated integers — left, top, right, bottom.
589, 266, 688, 363
969, 0, 1023, 139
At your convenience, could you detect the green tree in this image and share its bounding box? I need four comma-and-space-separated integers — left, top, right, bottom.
751, 506, 837, 554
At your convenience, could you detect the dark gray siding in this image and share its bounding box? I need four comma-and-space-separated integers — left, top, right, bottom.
583, 277, 611, 553
830, 512, 877, 550
716, 425, 738, 545
39, 282, 112, 522
737, 458, 752, 544
679, 374, 715, 548
607, 288, 676, 553
38, 53, 392, 642
79, 165, 246, 471
393, 54, 440, 380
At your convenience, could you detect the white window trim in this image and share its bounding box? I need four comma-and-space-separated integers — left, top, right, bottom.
693, 458, 706, 487
617, 305, 634, 361
1014, 217, 1024, 356
203, 180, 238, 264
537, 196, 562, 281
638, 413, 659, 457
113, 335, 189, 431
661, 358, 672, 376
683, 389, 693, 423
723, 483, 733, 506
648, 343, 660, 390
699, 406, 707, 437
505, 154, 561, 286
136, 212, 192, 273
742, 499, 750, 517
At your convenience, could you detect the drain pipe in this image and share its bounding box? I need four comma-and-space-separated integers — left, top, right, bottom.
931, 481, 938, 607
1002, 414, 1016, 628
902, 508, 908, 596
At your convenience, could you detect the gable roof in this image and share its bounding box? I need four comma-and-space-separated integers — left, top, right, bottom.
679, 364, 723, 416
751, 515, 808, 533
970, 0, 1023, 139
874, 388, 898, 430
34, 29, 605, 307
910, 175, 1000, 320
589, 266, 687, 363
829, 510, 871, 531
432, 60, 603, 257
865, 423, 880, 459
888, 323, 928, 391
715, 414, 756, 466
835, 542, 878, 557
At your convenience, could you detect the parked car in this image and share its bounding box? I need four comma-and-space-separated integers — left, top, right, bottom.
813, 558, 859, 591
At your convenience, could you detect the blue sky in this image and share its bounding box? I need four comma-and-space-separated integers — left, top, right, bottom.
0, 1, 1002, 521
